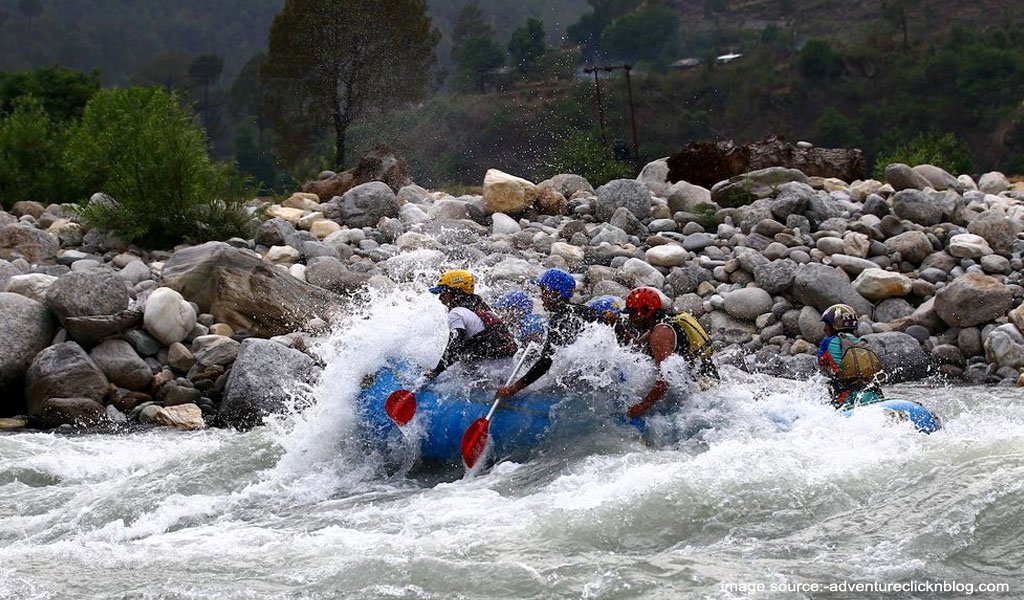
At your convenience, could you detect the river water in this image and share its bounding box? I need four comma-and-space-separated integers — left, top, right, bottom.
1, 289, 1021, 599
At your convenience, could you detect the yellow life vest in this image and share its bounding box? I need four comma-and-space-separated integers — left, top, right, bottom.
666, 312, 713, 361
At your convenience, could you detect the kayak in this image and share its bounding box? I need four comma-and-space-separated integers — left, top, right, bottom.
358, 364, 568, 465
839, 398, 942, 434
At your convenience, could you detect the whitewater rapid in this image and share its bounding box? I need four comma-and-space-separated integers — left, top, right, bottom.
1, 287, 1021, 599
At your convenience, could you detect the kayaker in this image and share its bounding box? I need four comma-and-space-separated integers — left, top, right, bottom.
620, 286, 719, 418
493, 291, 546, 346
817, 303, 885, 408
424, 270, 518, 380
495, 268, 604, 398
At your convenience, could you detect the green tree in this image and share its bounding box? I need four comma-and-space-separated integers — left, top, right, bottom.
136, 53, 193, 91
0, 96, 71, 208
546, 129, 631, 186
18, 0, 41, 26
873, 131, 973, 177
567, 0, 643, 59
508, 18, 547, 76
189, 53, 224, 112
0, 67, 100, 122
65, 87, 251, 246
451, 3, 504, 91
798, 39, 843, 79
261, 0, 439, 169
600, 2, 681, 64
882, 0, 916, 49
815, 106, 863, 148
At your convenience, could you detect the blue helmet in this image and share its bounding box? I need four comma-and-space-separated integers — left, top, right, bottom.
535, 268, 576, 299
587, 295, 621, 314
494, 291, 533, 313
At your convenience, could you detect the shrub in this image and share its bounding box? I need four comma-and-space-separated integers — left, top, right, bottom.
545, 130, 633, 186
872, 131, 973, 178
0, 96, 73, 208
65, 87, 253, 247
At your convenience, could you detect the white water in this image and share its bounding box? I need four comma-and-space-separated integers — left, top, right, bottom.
1, 288, 1021, 599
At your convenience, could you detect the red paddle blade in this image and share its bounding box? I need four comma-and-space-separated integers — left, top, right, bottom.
385, 390, 416, 426
460, 418, 490, 468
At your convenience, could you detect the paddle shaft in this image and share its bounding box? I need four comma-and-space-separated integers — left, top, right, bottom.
483, 342, 536, 422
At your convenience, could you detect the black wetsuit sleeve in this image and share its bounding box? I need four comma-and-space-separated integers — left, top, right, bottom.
433, 328, 466, 374
517, 339, 554, 387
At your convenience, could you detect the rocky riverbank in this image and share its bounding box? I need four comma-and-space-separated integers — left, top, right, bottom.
1, 154, 1023, 432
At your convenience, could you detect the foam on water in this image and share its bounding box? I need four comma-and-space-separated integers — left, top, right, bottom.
1, 285, 1022, 598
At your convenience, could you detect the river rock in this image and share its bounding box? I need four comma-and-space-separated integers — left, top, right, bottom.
723, 287, 772, 321
151, 403, 206, 430
45, 270, 130, 332
144, 287, 197, 346
334, 181, 400, 228
912, 164, 964, 192
34, 397, 107, 428
792, 263, 872, 314
619, 258, 664, 288
934, 273, 1013, 327
220, 338, 321, 429
595, 179, 652, 222
664, 180, 714, 214
948, 233, 992, 259
0, 293, 55, 411
862, 331, 933, 382
884, 230, 933, 264
0, 223, 60, 264
977, 171, 1009, 195
892, 189, 943, 226
875, 298, 914, 323
852, 269, 912, 301
550, 242, 585, 266
161, 242, 341, 337
482, 169, 537, 215
4, 273, 57, 302
25, 342, 109, 417
967, 208, 1019, 256
535, 185, 568, 216
883, 163, 931, 191
645, 244, 689, 267
984, 324, 1024, 369
537, 174, 594, 199
89, 339, 152, 391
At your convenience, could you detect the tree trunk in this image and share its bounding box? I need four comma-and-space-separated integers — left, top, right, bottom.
333, 78, 353, 170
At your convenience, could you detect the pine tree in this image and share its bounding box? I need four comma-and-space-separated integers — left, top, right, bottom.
261, 0, 438, 169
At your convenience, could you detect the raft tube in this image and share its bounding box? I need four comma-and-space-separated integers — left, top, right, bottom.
839, 398, 942, 434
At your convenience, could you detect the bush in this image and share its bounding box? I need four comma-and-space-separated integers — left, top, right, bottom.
65, 87, 252, 247
545, 130, 633, 186
0, 96, 73, 208
872, 131, 973, 178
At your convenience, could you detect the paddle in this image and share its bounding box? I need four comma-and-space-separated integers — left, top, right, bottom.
385, 379, 425, 426
460, 343, 537, 469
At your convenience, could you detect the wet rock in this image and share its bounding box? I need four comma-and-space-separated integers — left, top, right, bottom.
25, 342, 109, 417
862, 331, 933, 382
0, 292, 55, 412
89, 339, 152, 391
35, 397, 107, 428
45, 270, 131, 342
220, 338, 321, 429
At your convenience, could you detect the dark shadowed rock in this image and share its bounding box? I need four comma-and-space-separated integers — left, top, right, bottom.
25, 342, 109, 417
89, 339, 152, 391
792, 263, 872, 315
301, 146, 411, 198
753, 260, 797, 295
0, 292, 55, 414
220, 338, 321, 429
863, 331, 933, 382
891, 189, 943, 226
161, 242, 343, 337
334, 182, 400, 228
34, 397, 107, 428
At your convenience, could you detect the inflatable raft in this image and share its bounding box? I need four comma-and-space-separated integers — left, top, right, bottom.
358, 365, 569, 464
839, 398, 942, 433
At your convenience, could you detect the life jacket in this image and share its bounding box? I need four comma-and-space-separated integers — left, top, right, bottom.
664, 312, 718, 381
470, 301, 518, 357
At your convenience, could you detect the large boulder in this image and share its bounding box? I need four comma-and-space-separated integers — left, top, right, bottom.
220, 339, 321, 429
0, 224, 60, 264
45, 270, 132, 344
883, 163, 931, 191
25, 342, 109, 417
334, 181, 400, 228
143, 287, 196, 346
89, 339, 153, 391
722, 287, 772, 321
537, 174, 594, 199
711, 167, 809, 208
884, 230, 933, 265
984, 324, 1024, 369
934, 273, 1013, 328
665, 181, 714, 214
851, 269, 912, 301
862, 331, 933, 382
0, 293, 55, 414
891, 189, 943, 226
595, 179, 652, 222
792, 263, 872, 315
753, 260, 797, 295
967, 208, 1020, 256
301, 146, 411, 198
482, 169, 537, 215
160, 242, 341, 337
33, 398, 107, 429
912, 164, 964, 192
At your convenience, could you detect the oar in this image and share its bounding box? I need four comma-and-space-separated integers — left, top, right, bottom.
385, 378, 426, 426
460, 343, 536, 469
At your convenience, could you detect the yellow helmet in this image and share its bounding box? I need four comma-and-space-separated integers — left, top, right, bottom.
430, 270, 475, 295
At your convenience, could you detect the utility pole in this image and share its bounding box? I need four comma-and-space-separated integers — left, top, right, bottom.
583, 63, 642, 170
583, 66, 608, 147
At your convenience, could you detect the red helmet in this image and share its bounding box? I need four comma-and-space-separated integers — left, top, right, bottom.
624, 287, 663, 320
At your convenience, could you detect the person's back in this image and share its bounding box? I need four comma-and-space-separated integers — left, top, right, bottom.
817, 304, 884, 408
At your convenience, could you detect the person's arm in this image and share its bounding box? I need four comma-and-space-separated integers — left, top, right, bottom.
496, 339, 552, 398
627, 324, 676, 418
426, 328, 466, 379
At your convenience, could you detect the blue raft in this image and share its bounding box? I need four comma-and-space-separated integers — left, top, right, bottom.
358, 366, 566, 464
839, 398, 942, 433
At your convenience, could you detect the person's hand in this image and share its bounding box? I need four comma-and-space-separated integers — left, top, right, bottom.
495, 385, 516, 399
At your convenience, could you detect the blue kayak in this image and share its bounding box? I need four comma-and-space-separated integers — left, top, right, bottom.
839, 398, 942, 434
